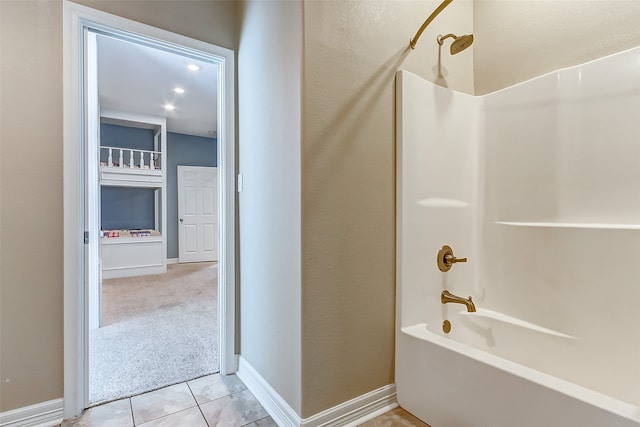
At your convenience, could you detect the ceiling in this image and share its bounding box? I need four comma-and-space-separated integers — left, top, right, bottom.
97, 35, 218, 138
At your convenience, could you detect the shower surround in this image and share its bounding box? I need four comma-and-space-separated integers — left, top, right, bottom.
396, 46, 640, 427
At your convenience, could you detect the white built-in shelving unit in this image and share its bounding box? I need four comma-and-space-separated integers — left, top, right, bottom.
99, 111, 167, 279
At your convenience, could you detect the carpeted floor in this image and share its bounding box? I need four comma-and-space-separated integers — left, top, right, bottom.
89, 262, 218, 405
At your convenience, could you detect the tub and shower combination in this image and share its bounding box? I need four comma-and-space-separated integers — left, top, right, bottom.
396, 46, 640, 427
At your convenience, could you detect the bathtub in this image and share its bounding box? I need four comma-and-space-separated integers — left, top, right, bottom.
396, 45, 640, 427
397, 310, 640, 427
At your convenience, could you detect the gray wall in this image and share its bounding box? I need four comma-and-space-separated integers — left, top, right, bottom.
166, 132, 217, 259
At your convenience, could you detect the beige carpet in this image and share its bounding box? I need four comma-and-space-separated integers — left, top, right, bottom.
89, 262, 218, 405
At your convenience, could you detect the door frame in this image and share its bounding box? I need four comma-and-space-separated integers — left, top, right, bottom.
62, 1, 236, 418
177, 166, 219, 263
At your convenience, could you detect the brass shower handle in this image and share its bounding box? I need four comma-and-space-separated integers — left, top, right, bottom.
437, 245, 467, 272
445, 254, 467, 264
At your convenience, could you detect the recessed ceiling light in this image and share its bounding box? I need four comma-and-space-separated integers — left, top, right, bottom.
187, 64, 201, 71
164, 104, 175, 111
174, 87, 185, 94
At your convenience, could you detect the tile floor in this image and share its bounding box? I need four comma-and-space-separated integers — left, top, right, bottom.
359, 407, 430, 427
61, 374, 273, 427
61, 374, 429, 427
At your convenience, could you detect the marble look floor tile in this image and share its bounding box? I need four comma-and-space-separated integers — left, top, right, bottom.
200, 389, 268, 427
243, 416, 279, 427
61, 399, 133, 427
130, 383, 197, 425
358, 407, 431, 427
136, 406, 207, 427
188, 373, 246, 404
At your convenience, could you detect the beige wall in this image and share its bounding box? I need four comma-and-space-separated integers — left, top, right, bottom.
300, 0, 473, 417
0, 0, 236, 412
474, 0, 640, 95
4, 0, 640, 418
0, 0, 64, 411
233, 0, 473, 417
299, 0, 640, 415
73, 0, 236, 51
237, 0, 303, 414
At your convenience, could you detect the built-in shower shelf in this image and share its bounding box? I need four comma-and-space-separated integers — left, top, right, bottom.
418, 198, 470, 208
495, 221, 640, 230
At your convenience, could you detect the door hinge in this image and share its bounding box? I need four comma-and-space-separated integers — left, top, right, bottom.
84, 231, 89, 244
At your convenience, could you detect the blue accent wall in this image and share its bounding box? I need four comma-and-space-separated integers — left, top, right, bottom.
99, 123, 155, 164
101, 187, 156, 230
100, 124, 156, 231
167, 132, 217, 259
99, 123, 217, 259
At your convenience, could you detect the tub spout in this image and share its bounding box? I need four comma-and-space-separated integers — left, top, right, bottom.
441, 290, 476, 312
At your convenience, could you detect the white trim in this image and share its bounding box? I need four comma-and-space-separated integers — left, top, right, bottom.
63, 0, 236, 419
301, 387, 397, 427
166, 258, 179, 265
237, 357, 300, 427
63, 1, 87, 417
0, 399, 63, 427
216, 12, 237, 376
237, 357, 397, 427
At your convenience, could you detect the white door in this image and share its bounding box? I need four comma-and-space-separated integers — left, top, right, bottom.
178, 166, 218, 262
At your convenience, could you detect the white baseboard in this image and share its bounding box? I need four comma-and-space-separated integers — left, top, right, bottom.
237, 357, 397, 427
301, 386, 397, 427
166, 258, 179, 265
237, 357, 299, 427
0, 398, 63, 427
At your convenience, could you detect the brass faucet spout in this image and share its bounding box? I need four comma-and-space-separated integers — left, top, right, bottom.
441, 290, 476, 312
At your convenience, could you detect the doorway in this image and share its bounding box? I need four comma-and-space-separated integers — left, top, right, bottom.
63, 1, 236, 418
89, 31, 220, 403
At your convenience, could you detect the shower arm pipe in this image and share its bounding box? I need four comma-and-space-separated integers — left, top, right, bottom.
437, 33, 456, 45
409, 0, 454, 49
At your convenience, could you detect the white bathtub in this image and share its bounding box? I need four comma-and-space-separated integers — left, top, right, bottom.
396, 45, 640, 427
397, 310, 640, 427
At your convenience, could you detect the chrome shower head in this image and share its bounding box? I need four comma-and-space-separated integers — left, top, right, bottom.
437, 33, 474, 55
